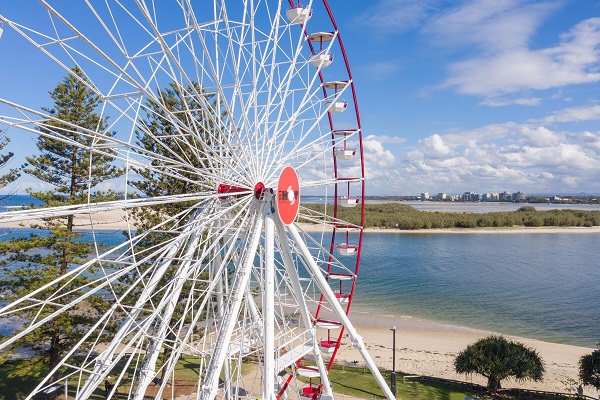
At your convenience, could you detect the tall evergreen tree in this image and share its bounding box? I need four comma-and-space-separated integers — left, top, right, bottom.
0, 66, 123, 400
127, 82, 224, 382
129, 81, 225, 244
0, 130, 20, 195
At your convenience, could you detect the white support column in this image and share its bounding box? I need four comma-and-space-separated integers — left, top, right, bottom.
200, 204, 265, 400
214, 244, 231, 400
264, 210, 276, 400
287, 223, 396, 400
274, 217, 333, 399
77, 217, 197, 398
132, 223, 204, 400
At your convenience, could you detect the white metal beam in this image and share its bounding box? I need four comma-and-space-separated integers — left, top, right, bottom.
264, 209, 275, 400
287, 223, 396, 400
200, 203, 265, 399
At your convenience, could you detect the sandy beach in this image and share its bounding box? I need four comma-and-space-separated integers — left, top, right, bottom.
326, 312, 595, 396
0, 209, 133, 230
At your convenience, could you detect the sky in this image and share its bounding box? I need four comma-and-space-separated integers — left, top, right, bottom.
1, 0, 600, 196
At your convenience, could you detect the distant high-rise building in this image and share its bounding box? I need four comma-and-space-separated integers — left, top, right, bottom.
462, 191, 477, 202
499, 191, 512, 201
421, 192, 430, 201
436, 192, 447, 200
514, 191, 526, 201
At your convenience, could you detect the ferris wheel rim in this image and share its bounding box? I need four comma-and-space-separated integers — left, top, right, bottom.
0, 1, 390, 399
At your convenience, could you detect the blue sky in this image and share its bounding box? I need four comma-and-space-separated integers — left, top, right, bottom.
335, 0, 600, 195
1, 0, 600, 196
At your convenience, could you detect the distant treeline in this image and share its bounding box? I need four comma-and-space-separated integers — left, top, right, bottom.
302, 203, 600, 229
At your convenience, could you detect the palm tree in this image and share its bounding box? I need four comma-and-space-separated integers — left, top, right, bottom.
579, 348, 600, 392
454, 335, 545, 391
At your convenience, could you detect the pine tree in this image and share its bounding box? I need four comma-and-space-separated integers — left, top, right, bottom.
127, 81, 224, 382
0, 129, 20, 196
0, 66, 123, 400
129, 81, 224, 244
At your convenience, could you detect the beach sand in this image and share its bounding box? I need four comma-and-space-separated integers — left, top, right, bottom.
0, 209, 133, 230
326, 311, 595, 397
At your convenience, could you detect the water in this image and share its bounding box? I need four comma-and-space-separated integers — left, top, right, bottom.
0, 194, 46, 208
352, 232, 600, 348
1, 222, 598, 347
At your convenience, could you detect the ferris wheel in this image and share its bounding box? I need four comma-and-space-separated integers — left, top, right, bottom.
0, 1, 394, 399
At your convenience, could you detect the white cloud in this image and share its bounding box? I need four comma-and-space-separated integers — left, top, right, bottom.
365, 134, 406, 144
481, 97, 541, 107
542, 104, 600, 123
387, 121, 600, 194
520, 126, 562, 147
443, 21, 600, 96
426, 0, 557, 51
354, 0, 439, 33
420, 133, 452, 158
363, 137, 396, 177
360, 61, 402, 81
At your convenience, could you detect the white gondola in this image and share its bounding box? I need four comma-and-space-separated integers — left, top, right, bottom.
328, 273, 354, 281
315, 319, 342, 330
297, 365, 321, 378
326, 99, 347, 113
299, 385, 320, 400
309, 51, 333, 68
334, 147, 356, 160
286, 5, 312, 24
319, 339, 338, 353
336, 243, 358, 256
323, 80, 349, 90
308, 32, 335, 69
338, 196, 359, 208
334, 290, 350, 304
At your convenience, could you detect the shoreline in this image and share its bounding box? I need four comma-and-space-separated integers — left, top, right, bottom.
330, 311, 594, 396
1, 207, 599, 233
298, 222, 600, 234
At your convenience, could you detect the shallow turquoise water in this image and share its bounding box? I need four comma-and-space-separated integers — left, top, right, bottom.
1, 225, 597, 347
352, 232, 599, 347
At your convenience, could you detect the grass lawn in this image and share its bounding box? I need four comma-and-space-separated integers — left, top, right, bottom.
0, 354, 255, 400
304, 365, 572, 400
1, 358, 573, 400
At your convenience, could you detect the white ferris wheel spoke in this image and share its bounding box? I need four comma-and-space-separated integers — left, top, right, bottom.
0, 1, 393, 399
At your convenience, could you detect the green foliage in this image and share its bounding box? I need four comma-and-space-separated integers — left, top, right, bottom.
129, 81, 226, 242
126, 81, 224, 382
517, 206, 536, 212
454, 336, 545, 391
25, 66, 122, 192
579, 349, 600, 390
0, 66, 122, 399
301, 203, 600, 230
0, 130, 20, 190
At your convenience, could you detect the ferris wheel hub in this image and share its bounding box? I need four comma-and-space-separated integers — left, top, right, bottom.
254, 182, 266, 199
